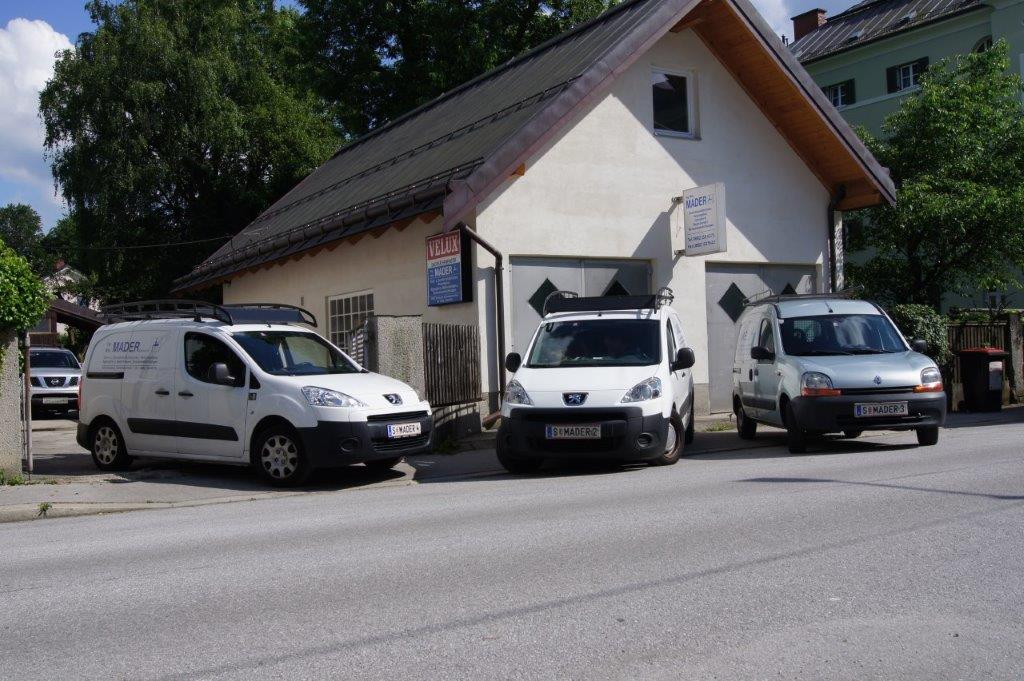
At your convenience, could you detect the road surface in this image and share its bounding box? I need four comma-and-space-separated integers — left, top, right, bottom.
3, 421, 1023, 680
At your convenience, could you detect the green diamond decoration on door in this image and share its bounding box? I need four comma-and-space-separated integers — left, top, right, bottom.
528, 278, 558, 316
781, 283, 797, 295
718, 282, 747, 323
603, 279, 630, 297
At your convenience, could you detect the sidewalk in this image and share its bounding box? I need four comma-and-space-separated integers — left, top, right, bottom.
4, 407, 1020, 523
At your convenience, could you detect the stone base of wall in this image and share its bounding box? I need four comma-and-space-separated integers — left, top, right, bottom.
0, 333, 24, 476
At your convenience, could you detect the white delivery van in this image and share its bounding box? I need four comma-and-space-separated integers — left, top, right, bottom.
77, 301, 432, 486
497, 289, 696, 474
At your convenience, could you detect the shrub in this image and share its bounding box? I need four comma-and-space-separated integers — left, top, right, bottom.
887, 304, 950, 366
0, 241, 51, 333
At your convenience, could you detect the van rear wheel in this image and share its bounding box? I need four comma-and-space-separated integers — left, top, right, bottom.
254, 427, 310, 487
90, 421, 133, 471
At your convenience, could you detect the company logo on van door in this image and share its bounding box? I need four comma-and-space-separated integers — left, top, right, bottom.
106, 341, 142, 353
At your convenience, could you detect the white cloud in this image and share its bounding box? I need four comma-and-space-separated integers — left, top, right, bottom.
0, 18, 73, 220
750, 0, 794, 42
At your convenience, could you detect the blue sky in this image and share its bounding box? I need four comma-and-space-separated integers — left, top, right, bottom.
0, 0, 850, 234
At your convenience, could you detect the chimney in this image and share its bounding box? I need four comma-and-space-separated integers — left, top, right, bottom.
792, 8, 827, 42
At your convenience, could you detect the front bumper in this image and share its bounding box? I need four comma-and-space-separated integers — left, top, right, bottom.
500, 407, 669, 461
789, 391, 947, 432
30, 392, 78, 410
297, 410, 433, 468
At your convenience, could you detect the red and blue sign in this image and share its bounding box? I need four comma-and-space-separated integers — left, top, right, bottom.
426, 231, 472, 306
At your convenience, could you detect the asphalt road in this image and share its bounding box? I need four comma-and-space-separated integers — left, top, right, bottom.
3, 421, 1023, 680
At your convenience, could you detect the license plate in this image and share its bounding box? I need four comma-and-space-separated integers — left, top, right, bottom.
42, 398, 69, 405
545, 425, 602, 440
386, 422, 422, 439
854, 402, 908, 418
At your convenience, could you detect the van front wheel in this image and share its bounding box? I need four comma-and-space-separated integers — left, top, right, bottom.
649, 413, 684, 466
254, 427, 311, 487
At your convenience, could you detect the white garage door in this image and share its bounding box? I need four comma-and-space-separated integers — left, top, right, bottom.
705, 264, 817, 413
510, 258, 651, 356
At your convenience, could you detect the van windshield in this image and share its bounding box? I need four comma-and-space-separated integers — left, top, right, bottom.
780, 315, 907, 356
232, 331, 361, 375
527, 319, 660, 368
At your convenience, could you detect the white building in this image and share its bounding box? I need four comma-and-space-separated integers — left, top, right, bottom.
175, 0, 895, 416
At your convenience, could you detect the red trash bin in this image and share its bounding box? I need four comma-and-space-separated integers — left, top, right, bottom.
957, 347, 1008, 412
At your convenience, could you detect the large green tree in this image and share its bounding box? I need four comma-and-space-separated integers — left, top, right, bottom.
40, 0, 339, 300
848, 41, 1024, 308
298, 0, 619, 137
0, 204, 46, 273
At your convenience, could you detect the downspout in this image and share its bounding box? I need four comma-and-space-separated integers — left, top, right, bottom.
827, 185, 847, 293
457, 223, 507, 400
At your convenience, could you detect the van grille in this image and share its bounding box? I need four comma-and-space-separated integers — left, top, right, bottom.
372, 434, 430, 452
366, 411, 429, 423
841, 386, 916, 395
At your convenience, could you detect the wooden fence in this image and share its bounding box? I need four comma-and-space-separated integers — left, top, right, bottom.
423, 323, 482, 407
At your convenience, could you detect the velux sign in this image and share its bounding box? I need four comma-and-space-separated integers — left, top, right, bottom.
672, 182, 727, 256
426, 231, 473, 306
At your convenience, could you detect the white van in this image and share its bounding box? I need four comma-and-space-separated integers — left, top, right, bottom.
497, 289, 696, 473
77, 301, 433, 486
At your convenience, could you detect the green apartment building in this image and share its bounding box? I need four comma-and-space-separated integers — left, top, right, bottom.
790, 0, 1024, 135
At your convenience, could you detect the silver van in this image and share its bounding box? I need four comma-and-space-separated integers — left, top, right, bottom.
732, 293, 946, 453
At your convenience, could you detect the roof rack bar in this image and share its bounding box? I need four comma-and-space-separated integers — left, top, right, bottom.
101, 299, 234, 324
222, 303, 318, 328
544, 288, 675, 315
542, 290, 579, 316
742, 287, 861, 307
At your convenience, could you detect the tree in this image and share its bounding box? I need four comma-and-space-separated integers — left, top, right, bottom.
0, 204, 45, 273
40, 0, 340, 301
0, 240, 51, 333
298, 0, 619, 138
847, 41, 1024, 309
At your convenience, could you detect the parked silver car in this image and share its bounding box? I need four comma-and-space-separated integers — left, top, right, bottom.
29, 347, 82, 416
732, 294, 946, 453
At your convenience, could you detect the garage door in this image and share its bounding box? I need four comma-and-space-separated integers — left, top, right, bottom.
510, 258, 651, 355
705, 264, 817, 413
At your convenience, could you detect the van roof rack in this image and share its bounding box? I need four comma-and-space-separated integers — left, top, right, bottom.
742, 287, 861, 307
543, 287, 674, 315
101, 300, 317, 327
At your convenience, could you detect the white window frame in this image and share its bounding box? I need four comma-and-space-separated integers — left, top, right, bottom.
651, 67, 699, 140
326, 290, 374, 355
826, 82, 850, 108
897, 62, 918, 91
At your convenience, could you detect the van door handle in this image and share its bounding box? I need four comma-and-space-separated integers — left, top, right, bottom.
753, 368, 759, 377
748, 370, 753, 381
155, 389, 170, 396
178, 391, 194, 398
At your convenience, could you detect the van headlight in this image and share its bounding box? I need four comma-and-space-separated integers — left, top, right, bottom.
801, 372, 841, 397
301, 386, 367, 408
504, 379, 533, 406
621, 377, 662, 403
914, 367, 943, 393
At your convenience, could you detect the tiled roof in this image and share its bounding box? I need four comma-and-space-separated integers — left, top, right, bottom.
790, 0, 985, 63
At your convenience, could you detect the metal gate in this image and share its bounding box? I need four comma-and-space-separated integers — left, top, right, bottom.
705, 264, 817, 413
509, 257, 652, 355
423, 323, 482, 407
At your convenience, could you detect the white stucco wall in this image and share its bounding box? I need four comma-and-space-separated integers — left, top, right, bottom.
475, 28, 833, 398
222, 215, 484, 334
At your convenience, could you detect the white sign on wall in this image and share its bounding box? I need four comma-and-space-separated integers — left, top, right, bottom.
672, 182, 726, 256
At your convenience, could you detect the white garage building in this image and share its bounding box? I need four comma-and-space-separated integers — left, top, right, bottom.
175, 0, 895, 416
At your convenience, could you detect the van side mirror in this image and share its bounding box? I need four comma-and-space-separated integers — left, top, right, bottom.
505, 352, 522, 373
672, 347, 695, 371
751, 345, 775, 362
911, 339, 929, 353
208, 362, 237, 386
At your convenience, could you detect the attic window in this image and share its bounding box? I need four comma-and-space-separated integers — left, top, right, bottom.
894, 11, 917, 27
843, 29, 863, 44
652, 69, 697, 138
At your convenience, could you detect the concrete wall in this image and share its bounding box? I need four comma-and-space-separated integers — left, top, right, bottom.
371, 315, 426, 398
475, 28, 833, 407
0, 332, 23, 477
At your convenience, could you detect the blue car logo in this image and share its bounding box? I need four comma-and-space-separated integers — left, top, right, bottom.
563, 392, 587, 406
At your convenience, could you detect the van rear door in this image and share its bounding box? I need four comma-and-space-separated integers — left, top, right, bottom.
121, 326, 181, 454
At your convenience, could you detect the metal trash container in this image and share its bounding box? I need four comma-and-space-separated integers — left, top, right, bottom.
957, 347, 1008, 412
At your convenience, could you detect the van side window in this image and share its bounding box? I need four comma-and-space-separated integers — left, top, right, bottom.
184, 333, 245, 386
757, 318, 775, 355
666, 321, 678, 360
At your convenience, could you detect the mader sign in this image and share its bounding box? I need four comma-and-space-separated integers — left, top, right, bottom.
673, 182, 727, 256
426, 231, 472, 306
